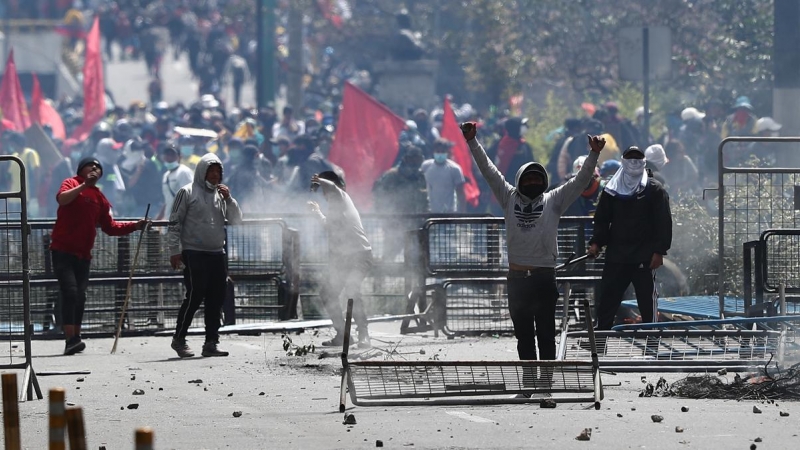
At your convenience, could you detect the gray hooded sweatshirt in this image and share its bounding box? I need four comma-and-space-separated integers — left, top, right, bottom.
168, 153, 243, 256
468, 139, 598, 268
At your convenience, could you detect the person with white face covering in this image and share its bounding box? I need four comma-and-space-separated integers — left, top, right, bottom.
588, 146, 673, 329
119, 139, 162, 217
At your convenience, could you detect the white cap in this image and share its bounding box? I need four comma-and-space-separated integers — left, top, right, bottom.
681, 107, 706, 121
634, 106, 651, 118
645, 144, 669, 170
405, 120, 418, 130
755, 117, 782, 133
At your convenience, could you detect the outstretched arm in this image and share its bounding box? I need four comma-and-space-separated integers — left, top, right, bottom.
460, 122, 514, 210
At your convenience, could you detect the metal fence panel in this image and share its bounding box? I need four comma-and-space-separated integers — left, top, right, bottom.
718, 137, 800, 316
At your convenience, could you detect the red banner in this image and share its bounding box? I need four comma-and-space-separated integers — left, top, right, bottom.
328, 82, 406, 210
441, 98, 480, 207
71, 16, 106, 141
0, 49, 32, 132
31, 73, 67, 141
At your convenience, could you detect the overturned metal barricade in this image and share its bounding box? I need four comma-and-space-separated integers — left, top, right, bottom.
561, 316, 800, 373
0, 156, 42, 400
743, 229, 800, 316
340, 299, 603, 409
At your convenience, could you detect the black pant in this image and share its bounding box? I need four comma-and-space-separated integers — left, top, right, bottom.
174, 251, 227, 342
507, 270, 559, 360
596, 261, 658, 330
52, 250, 91, 327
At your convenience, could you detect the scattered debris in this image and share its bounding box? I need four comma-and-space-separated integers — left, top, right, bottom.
681, 406, 689, 412
780, 411, 790, 417
616, 413, 623, 418
158, 388, 163, 391
132, 389, 144, 396
751, 444, 757, 450
718, 369, 727, 376
651, 415, 664, 423
76, 378, 85, 382
376, 440, 384, 447
233, 411, 243, 418
343, 413, 357, 425
228, 393, 233, 397
675, 426, 684, 433
131, 374, 136, 381
259, 392, 265, 396
419, 349, 426, 355
188, 379, 203, 384
127, 404, 139, 410
640, 377, 671, 397
540, 399, 557, 409
575, 428, 592, 441
753, 406, 762, 414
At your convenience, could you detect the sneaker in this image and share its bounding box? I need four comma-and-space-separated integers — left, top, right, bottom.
64, 337, 86, 356
320, 334, 344, 347
201, 341, 229, 357
171, 338, 195, 358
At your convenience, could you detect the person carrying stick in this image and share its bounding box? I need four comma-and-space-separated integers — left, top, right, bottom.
50, 157, 149, 355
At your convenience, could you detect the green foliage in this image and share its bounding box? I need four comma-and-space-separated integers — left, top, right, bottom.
524, 91, 580, 165
668, 197, 718, 295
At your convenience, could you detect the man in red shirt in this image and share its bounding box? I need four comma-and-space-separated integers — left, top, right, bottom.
50, 157, 148, 355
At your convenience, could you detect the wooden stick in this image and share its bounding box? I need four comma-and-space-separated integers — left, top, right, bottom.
135, 427, 154, 450
111, 204, 151, 354
2, 373, 21, 450
339, 299, 354, 413
65, 407, 87, 450
49, 388, 66, 450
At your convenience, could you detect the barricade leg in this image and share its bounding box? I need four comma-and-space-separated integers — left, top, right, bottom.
135, 427, 154, 450
66, 407, 87, 450
49, 388, 66, 450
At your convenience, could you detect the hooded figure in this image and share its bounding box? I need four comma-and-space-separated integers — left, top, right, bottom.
463, 122, 604, 368
168, 153, 243, 359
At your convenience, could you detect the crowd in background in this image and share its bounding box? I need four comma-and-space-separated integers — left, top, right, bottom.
0, 1, 788, 222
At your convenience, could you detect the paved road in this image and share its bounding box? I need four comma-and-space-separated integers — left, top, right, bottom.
3, 322, 797, 449
105, 44, 257, 110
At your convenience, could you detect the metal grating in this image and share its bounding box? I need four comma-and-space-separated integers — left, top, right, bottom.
440, 278, 597, 336
564, 330, 784, 372
348, 361, 596, 400
719, 138, 800, 315
763, 231, 800, 293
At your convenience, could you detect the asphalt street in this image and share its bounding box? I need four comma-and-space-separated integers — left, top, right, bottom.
2, 322, 798, 449
105, 45, 256, 110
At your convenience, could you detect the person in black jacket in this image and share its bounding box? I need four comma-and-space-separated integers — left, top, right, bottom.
587, 146, 672, 329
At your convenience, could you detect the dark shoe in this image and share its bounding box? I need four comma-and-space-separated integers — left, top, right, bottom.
201, 341, 229, 357
171, 338, 195, 358
64, 337, 86, 356
320, 335, 344, 347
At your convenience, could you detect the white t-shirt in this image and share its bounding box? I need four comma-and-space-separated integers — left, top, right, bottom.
162, 164, 194, 216
421, 159, 466, 213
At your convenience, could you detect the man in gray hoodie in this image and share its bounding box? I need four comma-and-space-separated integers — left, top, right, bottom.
168, 153, 243, 358
461, 123, 604, 364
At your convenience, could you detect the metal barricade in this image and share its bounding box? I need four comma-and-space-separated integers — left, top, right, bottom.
743, 229, 800, 316
718, 137, 800, 317
409, 217, 601, 335
14, 219, 296, 335
0, 155, 42, 401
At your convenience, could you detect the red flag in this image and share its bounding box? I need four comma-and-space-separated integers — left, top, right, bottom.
0, 49, 32, 131
328, 82, 406, 209
441, 98, 480, 207
71, 16, 106, 141
31, 73, 67, 141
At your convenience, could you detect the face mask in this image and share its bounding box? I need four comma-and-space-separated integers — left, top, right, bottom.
205, 180, 217, 190
622, 158, 646, 176
433, 153, 448, 164
164, 161, 179, 170
180, 146, 194, 157
520, 184, 545, 199
272, 145, 282, 157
